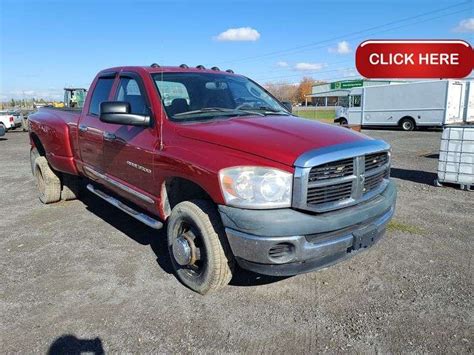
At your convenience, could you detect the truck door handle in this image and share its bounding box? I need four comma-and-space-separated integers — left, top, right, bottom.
103, 132, 116, 141
78, 124, 88, 132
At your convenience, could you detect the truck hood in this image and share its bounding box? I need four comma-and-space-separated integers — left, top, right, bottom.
176, 115, 368, 166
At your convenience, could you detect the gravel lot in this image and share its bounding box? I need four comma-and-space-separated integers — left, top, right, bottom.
1, 129, 472, 353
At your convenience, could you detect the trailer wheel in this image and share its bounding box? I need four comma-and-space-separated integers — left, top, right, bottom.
34, 156, 61, 204
400, 117, 416, 131
167, 200, 234, 294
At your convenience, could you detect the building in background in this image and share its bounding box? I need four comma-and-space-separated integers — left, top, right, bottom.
306, 79, 402, 106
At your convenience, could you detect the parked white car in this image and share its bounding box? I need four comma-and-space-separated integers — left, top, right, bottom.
0, 110, 22, 131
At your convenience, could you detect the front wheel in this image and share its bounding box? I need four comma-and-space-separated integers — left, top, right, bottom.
167, 200, 234, 294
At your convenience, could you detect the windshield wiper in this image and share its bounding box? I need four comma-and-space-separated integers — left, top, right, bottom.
173, 107, 264, 118
237, 105, 289, 115
257, 106, 290, 115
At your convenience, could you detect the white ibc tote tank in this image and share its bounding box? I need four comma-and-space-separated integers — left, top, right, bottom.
436, 125, 474, 191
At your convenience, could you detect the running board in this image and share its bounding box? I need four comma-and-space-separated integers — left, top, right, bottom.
86, 184, 163, 229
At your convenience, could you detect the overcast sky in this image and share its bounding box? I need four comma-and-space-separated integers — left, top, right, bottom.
0, 0, 472, 100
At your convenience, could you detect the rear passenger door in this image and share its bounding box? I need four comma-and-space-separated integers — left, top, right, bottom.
78, 74, 116, 174
102, 72, 158, 208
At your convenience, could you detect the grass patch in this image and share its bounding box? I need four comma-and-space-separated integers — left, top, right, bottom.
294, 109, 335, 123
387, 220, 425, 235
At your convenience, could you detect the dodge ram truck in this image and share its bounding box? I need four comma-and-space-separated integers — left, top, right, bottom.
28, 64, 397, 294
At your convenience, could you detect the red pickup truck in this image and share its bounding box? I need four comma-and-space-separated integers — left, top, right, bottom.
29, 64, 396, 294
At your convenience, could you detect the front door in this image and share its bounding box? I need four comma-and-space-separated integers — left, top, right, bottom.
348, 94, 362, 125
102, 73, 159, 209
78, 75, 116, 174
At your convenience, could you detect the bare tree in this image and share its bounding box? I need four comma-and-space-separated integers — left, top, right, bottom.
264, 82, 298, 104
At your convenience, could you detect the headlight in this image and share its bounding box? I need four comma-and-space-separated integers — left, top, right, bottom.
219, 167, 292, 208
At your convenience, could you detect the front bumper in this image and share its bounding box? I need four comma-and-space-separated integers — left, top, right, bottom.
218, 181, 396, 276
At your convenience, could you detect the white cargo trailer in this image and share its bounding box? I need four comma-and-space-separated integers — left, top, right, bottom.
335, 80, 469, 131
465, 80, 474, 123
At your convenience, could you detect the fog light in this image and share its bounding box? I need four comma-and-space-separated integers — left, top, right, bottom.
268, 243, 295, 263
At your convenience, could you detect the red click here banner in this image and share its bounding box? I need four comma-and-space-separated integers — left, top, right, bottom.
356, 40, 473, 79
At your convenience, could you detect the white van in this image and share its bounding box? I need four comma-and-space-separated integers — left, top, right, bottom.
335, 80, 470, 131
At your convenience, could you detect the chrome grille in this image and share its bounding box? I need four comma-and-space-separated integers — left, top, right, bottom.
293, 140, 391, 213
364, 169, 387, 193
307, 180, 353, 205
308, 158, 354, 182
365, 152, 389, 171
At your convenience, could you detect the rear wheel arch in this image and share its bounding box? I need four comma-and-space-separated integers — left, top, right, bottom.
30, 132, 46, 156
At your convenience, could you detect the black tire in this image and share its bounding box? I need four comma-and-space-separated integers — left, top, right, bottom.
30, 147, 40, 175
61, 174, 81, 201
34, 156, 61, 204
339, 118, 348, 126
400, 117, 415, 131
167, 200, 234, 294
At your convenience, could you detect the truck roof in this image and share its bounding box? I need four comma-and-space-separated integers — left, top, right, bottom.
99, 65, 239, 76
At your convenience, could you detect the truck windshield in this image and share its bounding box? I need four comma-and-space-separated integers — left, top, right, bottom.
152, 72, 289, 121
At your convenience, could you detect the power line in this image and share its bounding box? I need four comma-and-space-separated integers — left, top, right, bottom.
212, 1, 470, 66
243, 6, 470, 83
260, 74, 362, 87
254, 66, 356, 82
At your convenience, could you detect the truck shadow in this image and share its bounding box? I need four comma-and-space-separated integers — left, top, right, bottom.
390, 168, 437, 185
230, 268, 289, 287
47, 334, 104, 354
80, 193, 174, 275
79, 192, 287, 288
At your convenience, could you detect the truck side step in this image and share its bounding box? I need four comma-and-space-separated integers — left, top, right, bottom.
86, 184, 163, 229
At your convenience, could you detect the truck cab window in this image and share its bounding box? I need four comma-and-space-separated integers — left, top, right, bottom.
116, 78, 148, 115
89, 77, 114, 116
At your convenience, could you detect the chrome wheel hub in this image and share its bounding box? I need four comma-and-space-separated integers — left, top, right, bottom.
172, 236, 192, 266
